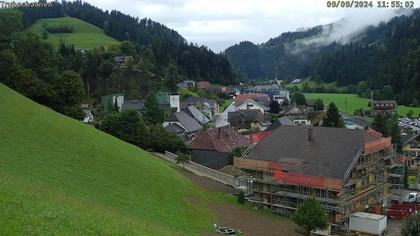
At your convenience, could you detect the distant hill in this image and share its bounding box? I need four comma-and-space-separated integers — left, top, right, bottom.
28, 16, 118, 49
19, 1, 237, 85
225, 9, 420, 106
0, 82, 214, 235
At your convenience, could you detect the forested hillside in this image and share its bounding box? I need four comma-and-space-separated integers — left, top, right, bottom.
0, 1, 240, 121
18, 1, 237, 86
224, 24, 331, 81
225, 9, 420, 106
313, 10, 420, 105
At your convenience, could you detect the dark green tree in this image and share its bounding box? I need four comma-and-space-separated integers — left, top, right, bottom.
322, 102, 344, 128
164, 63, 179, 92
401, 213, 420, 236
372, 112, 402, 152
42, 29, 49, 39
176, 152, 190, 168
372, 112, 387, 134
314, 99, 324, 111
99, 110, 150, 148
293, 92, 306, 105
143, 94, 165, 124
237, 191, 246, 205
380, 85, 394, 100
228, 147, 246, 165
149, 124, 187, 153
407, 110, 414, 119
281, 99, 289, 106
269, 101, 280, 114
292, 197, 328, 234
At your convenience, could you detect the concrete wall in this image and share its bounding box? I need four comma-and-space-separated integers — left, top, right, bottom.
191, 150, 229, 170
165, 151, 237, 187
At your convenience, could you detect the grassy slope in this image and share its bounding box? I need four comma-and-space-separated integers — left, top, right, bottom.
304, 93, 420, 117
28, 16, 118, 49
0, 83, 214, 235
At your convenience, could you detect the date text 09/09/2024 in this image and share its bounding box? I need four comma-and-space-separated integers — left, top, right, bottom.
327, 1, 415, 8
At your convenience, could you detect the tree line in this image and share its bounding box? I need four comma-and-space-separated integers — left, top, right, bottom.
225, 10, 420, 106
18, 1, 238, 86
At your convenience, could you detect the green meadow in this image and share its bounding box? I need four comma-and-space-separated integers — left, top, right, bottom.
0, 83, 217, 235
303, 93, 420, 117
28, 16, 118, 49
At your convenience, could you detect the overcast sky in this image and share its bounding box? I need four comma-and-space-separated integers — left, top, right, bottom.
83, 0, 419, 52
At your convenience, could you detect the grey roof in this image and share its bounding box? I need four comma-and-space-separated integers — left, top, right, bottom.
277, 90, 289, 98
122, 100, 145, 111
401, 133, 420, 145
164, 123, 186, 134
168, 111, 203, 132
214, 115, 230, 128
183, 96, 217, 108
266, 116, 295, 131
186, 105, 210, 125
228, 110, 264, 124
247, 126, 364, 179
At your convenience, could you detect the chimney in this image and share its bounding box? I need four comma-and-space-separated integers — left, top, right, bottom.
308, 126, 314, 141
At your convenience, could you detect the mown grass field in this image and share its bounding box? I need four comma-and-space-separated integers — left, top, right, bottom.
0, 83, 216, 235
303, 93, 420, 117
28, 16, 118, 49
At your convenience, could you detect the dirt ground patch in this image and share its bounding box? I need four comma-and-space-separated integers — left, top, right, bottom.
178, 168, 236, 194
177, 168, 302, 236
206, 203, 303, 236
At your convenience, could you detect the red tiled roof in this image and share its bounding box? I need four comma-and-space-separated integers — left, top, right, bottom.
188, 126, 251, 152
234, 93, 270, 106
196, 81, 212, 89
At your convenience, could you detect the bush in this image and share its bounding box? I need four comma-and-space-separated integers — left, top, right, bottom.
401, 213, 420, 236
46, 25, 74, 33
237, 191, 245, 204
293, 197, 328, 234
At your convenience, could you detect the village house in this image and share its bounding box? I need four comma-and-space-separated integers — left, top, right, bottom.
101, 94, 124, 112
290, 79, 302, 84
156, 91, 180, 112
234, 93, 270, 112
245, 84, 280, 94
401, 132, 420, 190
234, 126, 396, 223
121, 100, 145, 113
188, 126, 250, 169
113, 56, 132, 68
163, 111, 203, 139
185, 105, 211, 125
228, 110, 265, 131
368, 100, 397, 113
180, 80, 195, 89
80, 104, 94, 124
272, 90, 290, 105
266, 116, 295, 131
182, 96, 219, 120
196, 81, 213, 90
282, 103, 311, 126
235, 98, 267, 114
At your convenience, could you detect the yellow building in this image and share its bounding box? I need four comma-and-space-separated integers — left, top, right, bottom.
402, 133, 420, 190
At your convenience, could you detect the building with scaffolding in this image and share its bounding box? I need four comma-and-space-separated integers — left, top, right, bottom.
234, 126, 397, 224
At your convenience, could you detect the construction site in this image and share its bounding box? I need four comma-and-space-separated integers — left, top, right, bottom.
234, 126, 400, 225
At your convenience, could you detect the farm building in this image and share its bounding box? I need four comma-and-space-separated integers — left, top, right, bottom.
234, 126, 397, 223
188, 126, 250, 169
368, 100, 397, 113
401, 133, 420, 190
235, 93, 270, 109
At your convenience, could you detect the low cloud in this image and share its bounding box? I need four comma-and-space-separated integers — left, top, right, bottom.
77, 0, 420, 51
